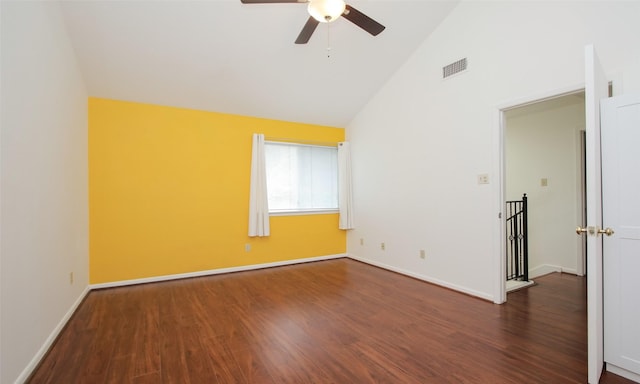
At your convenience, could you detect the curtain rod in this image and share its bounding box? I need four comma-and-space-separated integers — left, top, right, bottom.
264, 136, 343, 147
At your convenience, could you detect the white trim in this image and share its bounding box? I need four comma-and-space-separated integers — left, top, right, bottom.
19, 252, 511, 383
269, 209, 339, 217
90, 254, 347, 290
494, 83, 586, 305
527, 264, 580, 280
17, 254, 348, 382
495, 83, 585, 112
506, 279, 535, 293
607, 364, 640, 383
14, 286, 91, 384
348, 254, 494, 302
528, 264, 562, 279
265, 140, 338, 149
492, 103, 507, 304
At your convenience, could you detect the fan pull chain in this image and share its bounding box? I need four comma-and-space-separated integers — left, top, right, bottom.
327, 23, 331, 58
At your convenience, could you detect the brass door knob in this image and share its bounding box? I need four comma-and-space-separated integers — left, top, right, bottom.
576, 226, 588, 235
598, 227, 615, 237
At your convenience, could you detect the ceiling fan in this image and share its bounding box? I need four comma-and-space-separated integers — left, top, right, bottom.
240, 0, 385, 44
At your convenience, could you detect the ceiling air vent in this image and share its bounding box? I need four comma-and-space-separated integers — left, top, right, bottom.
443, 58, 467, 79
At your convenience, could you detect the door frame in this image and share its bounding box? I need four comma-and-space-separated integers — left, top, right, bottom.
493, 84, 585, 305
577, 129, 587, 277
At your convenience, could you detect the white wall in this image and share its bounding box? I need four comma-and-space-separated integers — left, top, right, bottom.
505, 95, 585, 277
0, 2, 88, 383
346, 1, 640, 301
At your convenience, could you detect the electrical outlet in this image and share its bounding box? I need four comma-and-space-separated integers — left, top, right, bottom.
420, 250, 426, 259
381, 242, 385, 251
245, 243, 251, 252
360, 238, 364, 246
477, 174, 489, 184
69, 272, 74, 285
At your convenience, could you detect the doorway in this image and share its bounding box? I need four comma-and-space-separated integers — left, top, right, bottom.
502, 91, 586, 289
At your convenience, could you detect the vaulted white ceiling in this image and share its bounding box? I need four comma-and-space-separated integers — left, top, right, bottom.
60, 0, 460, 127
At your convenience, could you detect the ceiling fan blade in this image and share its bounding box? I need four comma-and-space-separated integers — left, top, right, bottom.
240, 0, 304, 3
342, 4, 385, 36
295, 16, 319, 44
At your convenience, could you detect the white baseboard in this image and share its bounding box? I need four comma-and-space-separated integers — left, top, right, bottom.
19, 256, 583, 384
17, 253, 346, 383
561, 267, 578, 275
348, 254, 494, 302
607, 363, 640, 383
529, 264, 577, 279
90, 253, 347, 290
15, 286, 90, 384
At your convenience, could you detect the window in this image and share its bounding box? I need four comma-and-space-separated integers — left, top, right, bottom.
265, 142, 338, 214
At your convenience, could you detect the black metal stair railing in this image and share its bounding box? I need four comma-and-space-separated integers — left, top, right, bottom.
506, 194, 528, 282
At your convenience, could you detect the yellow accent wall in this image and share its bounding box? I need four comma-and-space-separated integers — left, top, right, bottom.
89, 98, 345, 284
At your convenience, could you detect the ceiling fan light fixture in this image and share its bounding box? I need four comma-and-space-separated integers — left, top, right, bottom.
307, 0, 346, 23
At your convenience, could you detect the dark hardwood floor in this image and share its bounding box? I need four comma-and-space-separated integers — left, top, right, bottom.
28, 258, 634, 383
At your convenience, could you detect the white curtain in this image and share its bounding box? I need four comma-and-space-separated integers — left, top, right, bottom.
338, 141, 354, 230
248, 133, 270, 237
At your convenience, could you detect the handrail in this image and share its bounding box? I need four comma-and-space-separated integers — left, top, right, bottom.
506, 194, 528, 282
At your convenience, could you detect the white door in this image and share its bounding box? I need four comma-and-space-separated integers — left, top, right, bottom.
602, 93, 640, 382
584, 45, 608, 384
